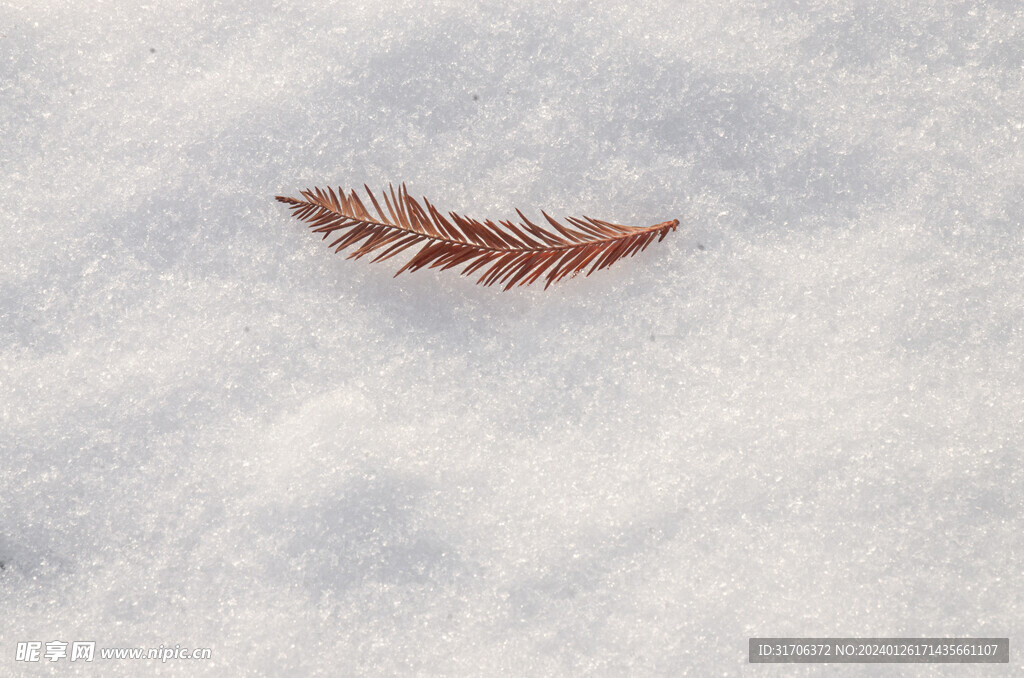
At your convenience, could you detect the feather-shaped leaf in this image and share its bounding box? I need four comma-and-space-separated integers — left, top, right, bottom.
275, 184, 678, 290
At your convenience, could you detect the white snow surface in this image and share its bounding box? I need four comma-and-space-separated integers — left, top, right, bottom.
2, 0, 1022, 675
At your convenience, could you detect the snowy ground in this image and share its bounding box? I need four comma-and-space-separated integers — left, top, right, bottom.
2, 0, 1022, 675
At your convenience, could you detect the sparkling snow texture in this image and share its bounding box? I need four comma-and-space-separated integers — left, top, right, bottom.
2, 1, 1022, 675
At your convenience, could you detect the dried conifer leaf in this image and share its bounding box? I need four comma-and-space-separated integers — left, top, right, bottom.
275, 184, 678, 290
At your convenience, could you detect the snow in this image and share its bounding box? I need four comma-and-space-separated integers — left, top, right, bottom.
2, 0, 1022, 675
